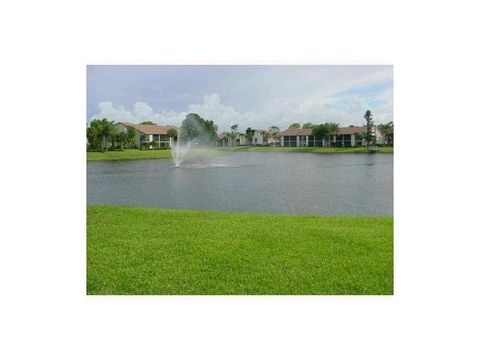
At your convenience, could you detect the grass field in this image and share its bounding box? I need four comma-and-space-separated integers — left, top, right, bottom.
87, 146, 393, 161
87, 148, 227, 161
87, 149, 172, 161
87, 205, 393, 295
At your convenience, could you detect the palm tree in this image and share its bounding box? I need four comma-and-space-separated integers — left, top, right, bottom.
269, 126, 280, 146
245, 127, 255, 146
227, 124, 239, 146
260, 130, 271, 146
116, 132, 127, 150
99, 119, 117, 151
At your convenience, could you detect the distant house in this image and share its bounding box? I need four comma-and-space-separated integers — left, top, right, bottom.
116, 122, 177, 149
250, 130, 264, 146
251, 129, 277, 146
216, 132, 248, 146
279, 125, 384, 147
217, 129, 276, 146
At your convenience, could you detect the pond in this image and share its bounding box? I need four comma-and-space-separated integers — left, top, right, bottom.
87, 152, 393, 215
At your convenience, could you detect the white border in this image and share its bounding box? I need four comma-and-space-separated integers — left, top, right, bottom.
2, 1, 479, 359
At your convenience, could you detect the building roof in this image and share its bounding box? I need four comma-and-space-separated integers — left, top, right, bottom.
117, 122, 176, 135
337, 126, 367, 135
278, 128, 313, 136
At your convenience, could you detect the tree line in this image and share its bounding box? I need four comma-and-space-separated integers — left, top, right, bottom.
86, 114, 218, 151
87, 110, 393, 151
87, 118, 137, 151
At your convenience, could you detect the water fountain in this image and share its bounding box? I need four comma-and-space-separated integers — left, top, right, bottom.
170, 137, 191, 167
170, 129, 239, 169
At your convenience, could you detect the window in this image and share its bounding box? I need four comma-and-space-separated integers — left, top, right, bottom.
284, 136, 297, 147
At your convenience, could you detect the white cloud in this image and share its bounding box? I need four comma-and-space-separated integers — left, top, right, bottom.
90, 95, 266, 130
92, 101, 186, 126
187, 94, 265, 130
90, 90, 393, 131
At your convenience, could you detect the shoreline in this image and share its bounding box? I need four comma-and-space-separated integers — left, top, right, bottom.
87, 146, 394, 161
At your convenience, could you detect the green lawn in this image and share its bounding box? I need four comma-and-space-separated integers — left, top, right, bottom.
87, 148, 227, 161
87, 205, 393, 295
87, 149, 172, 161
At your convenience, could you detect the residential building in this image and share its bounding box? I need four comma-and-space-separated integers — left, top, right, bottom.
216, 132, 248, 146
116, 122, 176, 149
251, 129, 279, 146
251, 130, 264, 146
279, 128, 320, 147
279, 125, 384, 147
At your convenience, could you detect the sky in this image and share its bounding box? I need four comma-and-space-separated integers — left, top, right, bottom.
87, 65, 393, 131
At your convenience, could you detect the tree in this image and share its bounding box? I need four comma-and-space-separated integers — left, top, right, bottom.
203, 120, 218, 144
354, 132, 365, 147
99, 119, 117, 151
364, 110, 376, 147
87, 120, 102, 150
260, 130, 271, 145
269, 126, 280, 146
226, 124, 239, 146
179, 113, 218, 145
245, 127, 255, 145
289, 123, 301, 129
115, 132, 127, 150
312, 124, 328, 146
87, 118, 117, 151
139, 121, 156, 125
126, 127, 137, 148
166, 128, 178, 141
327, 122, 339, 136
312, 122, 339, 147
377, 121, 394, 145
302, 122, 314, 129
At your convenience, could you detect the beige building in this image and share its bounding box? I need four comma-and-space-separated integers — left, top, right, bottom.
216, 132, 248, 146
116, 122, 176, 149
279, 126, 384, 147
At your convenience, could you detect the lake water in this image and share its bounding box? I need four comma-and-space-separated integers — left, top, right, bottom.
87, 152, 393, 215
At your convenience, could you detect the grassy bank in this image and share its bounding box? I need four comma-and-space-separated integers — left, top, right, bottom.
87, 149, 171, 161
87, 148, 228, 161
226, 146, 394, 154
87, 205, 393, 295
87, 146, 393, 161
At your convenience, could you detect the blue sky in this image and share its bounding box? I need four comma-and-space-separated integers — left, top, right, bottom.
87, 65, 393, 131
